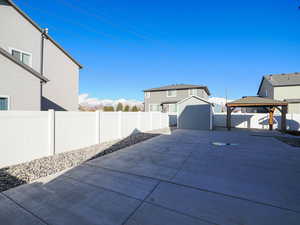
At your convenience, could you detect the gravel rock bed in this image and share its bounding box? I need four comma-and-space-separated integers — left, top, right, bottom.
0, 128, 171, 192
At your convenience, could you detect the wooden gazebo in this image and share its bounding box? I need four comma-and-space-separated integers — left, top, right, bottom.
226, 96, 288, 131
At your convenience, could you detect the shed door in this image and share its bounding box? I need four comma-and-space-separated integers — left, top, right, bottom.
178, 100, 211, 130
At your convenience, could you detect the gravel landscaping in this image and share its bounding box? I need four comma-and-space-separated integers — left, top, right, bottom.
0, 128, 172, 192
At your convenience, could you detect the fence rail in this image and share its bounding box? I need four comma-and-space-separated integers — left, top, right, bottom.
0, 110, 169, 168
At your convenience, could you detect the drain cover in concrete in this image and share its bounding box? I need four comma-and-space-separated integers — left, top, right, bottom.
212, 142, 239, 146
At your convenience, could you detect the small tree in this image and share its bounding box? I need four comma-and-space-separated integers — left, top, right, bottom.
131, 105, 138, 112
124, 105, 130, 112
103, 106, 114, 112
116, 102, 123, 111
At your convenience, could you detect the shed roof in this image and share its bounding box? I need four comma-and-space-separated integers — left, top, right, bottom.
144, 84, 211, 95
226, 96, 288, 107
177, 95, 213, 105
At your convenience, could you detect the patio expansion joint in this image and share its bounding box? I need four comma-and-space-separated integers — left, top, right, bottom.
169, 145, 196, 180
87, 164, 300, 215
61, 174, 144, 202
143, 201, 222, 225
1, 192, 50, 225
121, 180, 162, 225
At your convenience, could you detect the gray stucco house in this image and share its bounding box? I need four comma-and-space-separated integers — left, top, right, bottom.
257, 73, 300, 113
0, 0, 82, 111
143, 84, 211, 113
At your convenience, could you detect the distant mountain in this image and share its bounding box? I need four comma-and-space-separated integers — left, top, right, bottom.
79, 94, 143, 111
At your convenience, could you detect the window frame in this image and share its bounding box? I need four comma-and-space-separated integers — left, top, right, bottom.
149, 104, 161, 112
9, 47, 33, 67
188, 89, 198, 96
166, 90, 177, 97
145, 92, 150, 98
0, 95, 10, 111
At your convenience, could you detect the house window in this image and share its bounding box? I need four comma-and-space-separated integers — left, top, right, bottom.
189, 89, 197, 96
145, 92, 150, 98
149, 104, 161, 112
10, 48, 32, 66
168, 104, 177, 113
166, 90, 176, 97
0, 96, 9, 110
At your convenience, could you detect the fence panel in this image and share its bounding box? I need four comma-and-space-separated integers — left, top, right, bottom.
55, 112, 97, 154
0, 111, 49, 167
121, 112, 140, 137
99, 112, 120, 143
140, 112, 152, 132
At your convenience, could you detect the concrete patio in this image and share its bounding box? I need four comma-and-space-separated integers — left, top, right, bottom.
1, 129, 300, 225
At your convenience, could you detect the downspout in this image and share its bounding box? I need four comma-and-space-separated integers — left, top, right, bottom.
40, 28, 48, 110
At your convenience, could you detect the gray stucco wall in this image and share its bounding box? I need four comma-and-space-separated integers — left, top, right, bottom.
144, 88, 208, 112
0, 1, 42, 72
0, 2, 80, 111
0, 54, 40, 110
177, 97, 211, 130
42, 40, 79, 111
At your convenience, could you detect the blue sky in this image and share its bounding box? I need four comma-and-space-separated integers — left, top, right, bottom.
15, 0, 300, 101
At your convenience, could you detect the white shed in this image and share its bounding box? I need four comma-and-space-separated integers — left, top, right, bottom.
177, 96, 213, 130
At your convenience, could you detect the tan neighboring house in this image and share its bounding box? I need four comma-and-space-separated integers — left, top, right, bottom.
0, 0, 82, 111
257, 72, 300, 113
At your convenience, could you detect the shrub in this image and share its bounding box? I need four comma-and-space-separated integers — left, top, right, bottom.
131, 105, 138, 112
103, 106, 115, 112
124, 105, 130, 112
116, 103, 123, 112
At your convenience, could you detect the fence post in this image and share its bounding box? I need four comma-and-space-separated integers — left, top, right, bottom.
95, 110, 100, 144
118, 111, 122, 139
48, 109, 55, 155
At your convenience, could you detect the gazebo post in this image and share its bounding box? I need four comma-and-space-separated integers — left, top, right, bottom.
281, 105, 287, 132
226, 106, 232, 131
268, 107, 275, 131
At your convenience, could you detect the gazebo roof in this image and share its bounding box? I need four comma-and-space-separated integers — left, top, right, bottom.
226, 96, 288, 107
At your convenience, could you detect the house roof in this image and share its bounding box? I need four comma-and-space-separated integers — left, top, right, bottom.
226, 96, 288, 107
257, 72, 300, 94
144, 84, 211, 95
5, 0, 83, 69
0, 46, 49, 82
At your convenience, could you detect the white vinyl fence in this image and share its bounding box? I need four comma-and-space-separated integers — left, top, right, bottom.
0, 111, 169, 168
214, 113, 300, 131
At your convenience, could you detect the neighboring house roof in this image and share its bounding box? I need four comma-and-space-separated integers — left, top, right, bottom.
226, 96, 288, 107
177, 95, 213, 105
257, 72, 300, 94
144, 84, 211, 95
5, 0, 83, 69
0, 46, 49, 82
